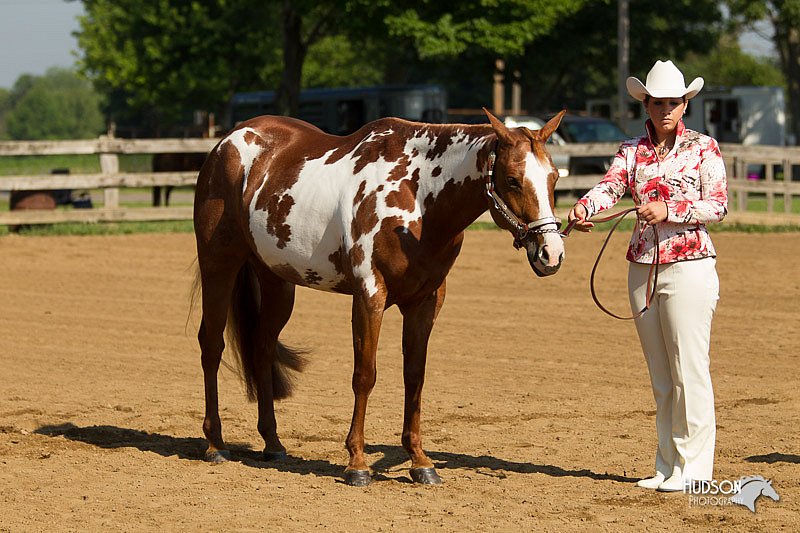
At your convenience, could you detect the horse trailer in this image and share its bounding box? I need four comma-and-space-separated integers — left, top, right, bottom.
588, 86, 787, 146
229, 85, 447, 136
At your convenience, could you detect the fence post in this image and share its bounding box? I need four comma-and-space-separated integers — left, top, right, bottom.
99, 134, 119, 209
784, 159, 792, 214
765, 161, 774, 212
735, 158, 747, 212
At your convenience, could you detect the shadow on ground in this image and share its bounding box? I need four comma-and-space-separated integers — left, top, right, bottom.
36, 423, 637, 484
746, 452, 800, 464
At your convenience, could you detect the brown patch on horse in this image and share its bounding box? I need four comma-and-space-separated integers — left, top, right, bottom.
352, 189, 379, 242
349, 119, 411, 174
331, 279, 353, 294
270, 263, 306, 286
388, 154, 411, 182
354, 181, 367, 205
385, 175, 420, 212
328, 247, 346, 276
264, 194, 295, 249
350, 243, 365, 267
238, 136, 271, 210
422, 128, 454, 160
304, 270, 322, 285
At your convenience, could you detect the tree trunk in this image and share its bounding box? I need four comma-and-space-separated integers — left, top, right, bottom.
772, 10, 800, 144
275, 2, 307, 117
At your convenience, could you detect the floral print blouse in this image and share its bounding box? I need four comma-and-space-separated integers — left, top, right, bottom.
577, 119, 728, 264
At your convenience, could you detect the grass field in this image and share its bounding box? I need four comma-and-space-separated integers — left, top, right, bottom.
1, 155, 799, 236
0, 154, 153, 175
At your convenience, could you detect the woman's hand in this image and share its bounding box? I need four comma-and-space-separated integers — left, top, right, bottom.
567, 203, 594, 232
637, 201, 668, 225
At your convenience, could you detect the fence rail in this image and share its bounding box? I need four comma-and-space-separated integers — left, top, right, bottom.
1, 136, 799, 226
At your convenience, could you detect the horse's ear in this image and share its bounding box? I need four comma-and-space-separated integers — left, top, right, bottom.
538, 110, 567, 142
483, 107, 513, 144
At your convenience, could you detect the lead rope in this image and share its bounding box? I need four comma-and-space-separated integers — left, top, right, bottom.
562, 208, 659, 320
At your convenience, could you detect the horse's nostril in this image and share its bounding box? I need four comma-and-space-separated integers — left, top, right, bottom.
558, 252, 564, 263
540, 247, 550, 262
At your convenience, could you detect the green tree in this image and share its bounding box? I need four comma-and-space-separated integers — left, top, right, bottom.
726, 0, 800, 142
77, 0, 279, 134
0, 88, 10, 139
76, 0, 589, 125
681, 35, 785, 88
5, 68, 104, 140
505, 0, 724, 114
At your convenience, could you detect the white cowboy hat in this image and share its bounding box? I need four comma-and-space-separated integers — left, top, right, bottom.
626, 60, 704, 101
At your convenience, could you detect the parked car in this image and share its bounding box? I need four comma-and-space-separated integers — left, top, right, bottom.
503, 114, 628, 177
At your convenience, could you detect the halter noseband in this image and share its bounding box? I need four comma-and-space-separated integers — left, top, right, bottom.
484, 146, 562, 249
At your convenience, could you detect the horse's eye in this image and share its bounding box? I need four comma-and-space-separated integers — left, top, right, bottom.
507, 176, 522, 189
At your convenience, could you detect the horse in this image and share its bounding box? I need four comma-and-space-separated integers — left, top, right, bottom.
192, 108, 566, 486
151, 152, 207, 206
730, 475, 780, 512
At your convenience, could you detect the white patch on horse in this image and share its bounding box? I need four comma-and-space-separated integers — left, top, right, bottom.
245, 126, 486, 296
220, 127, 262, 189
524, 152, 565, 262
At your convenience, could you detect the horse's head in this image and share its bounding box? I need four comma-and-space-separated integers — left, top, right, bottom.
483, 108, 566, 277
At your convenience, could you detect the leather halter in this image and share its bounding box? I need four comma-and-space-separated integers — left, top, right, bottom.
484, 146, 562, 250
561, 208, 660, 320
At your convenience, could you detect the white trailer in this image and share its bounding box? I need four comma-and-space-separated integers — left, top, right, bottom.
588, 86, 787, 145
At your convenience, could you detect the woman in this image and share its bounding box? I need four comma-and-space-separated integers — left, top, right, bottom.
568, 60, 727, 492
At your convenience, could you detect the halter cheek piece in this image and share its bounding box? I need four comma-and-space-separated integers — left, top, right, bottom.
484, 148, 562, 249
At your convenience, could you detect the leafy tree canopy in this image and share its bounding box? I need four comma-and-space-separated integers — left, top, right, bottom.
682, 35, 785, 88
5, 68, 104, 140
77, 0, 279, 131
509, 0, 724, 114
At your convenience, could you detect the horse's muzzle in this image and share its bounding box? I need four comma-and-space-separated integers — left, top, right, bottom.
526, 240, 563, 277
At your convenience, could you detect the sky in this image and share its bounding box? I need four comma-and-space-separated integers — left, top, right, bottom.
0, 0, 779, 92
0, 0, 85, 89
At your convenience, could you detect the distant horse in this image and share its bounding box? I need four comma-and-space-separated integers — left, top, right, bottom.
151, 152, 206, 206
193, 108, 566, 486
730, 475, 780, 512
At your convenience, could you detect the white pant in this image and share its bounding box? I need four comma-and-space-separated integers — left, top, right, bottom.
628, 257, 719, 481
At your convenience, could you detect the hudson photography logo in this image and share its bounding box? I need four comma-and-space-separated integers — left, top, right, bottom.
684, 475, 780, 512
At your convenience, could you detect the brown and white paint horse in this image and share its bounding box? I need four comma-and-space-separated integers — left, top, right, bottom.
193, 108, 566, 486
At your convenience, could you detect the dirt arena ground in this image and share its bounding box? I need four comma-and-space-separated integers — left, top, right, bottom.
1, 229, 798, 531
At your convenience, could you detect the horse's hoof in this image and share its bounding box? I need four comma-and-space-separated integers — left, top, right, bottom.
410, 467, 442, 485
262, 449, 288, 461
344, 469, 372, 487
204, 449, 232, 463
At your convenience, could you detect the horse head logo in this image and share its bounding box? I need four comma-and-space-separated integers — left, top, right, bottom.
730, 476, 780, 512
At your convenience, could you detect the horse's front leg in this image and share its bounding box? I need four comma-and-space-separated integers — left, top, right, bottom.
398, 282, 446, 485
344, 290, 385, 486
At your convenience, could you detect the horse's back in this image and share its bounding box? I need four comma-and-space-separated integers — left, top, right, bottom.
195, 115, 468, 294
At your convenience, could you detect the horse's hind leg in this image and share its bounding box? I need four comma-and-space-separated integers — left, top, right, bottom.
250, 263, 297, 460
197, 256, 245, 462
398, 282, 447, 485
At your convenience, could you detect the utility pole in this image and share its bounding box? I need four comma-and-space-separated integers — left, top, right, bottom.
617, 0, 630, 129
493, 59, 505, 115
511, 70, 522, 115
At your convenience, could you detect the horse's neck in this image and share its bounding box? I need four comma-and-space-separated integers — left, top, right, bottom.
409, 124, 495, 242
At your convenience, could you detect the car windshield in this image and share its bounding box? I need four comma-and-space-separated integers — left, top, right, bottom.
560, 120, 627, 142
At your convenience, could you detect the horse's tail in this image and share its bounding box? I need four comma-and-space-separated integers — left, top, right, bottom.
227, 261, 307, 402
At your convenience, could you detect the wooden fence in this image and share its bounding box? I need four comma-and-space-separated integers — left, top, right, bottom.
1, 137, 799, 226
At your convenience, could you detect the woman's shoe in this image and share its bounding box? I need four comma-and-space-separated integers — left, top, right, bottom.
636, 472, 666, 489
657, 474, 686, 492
